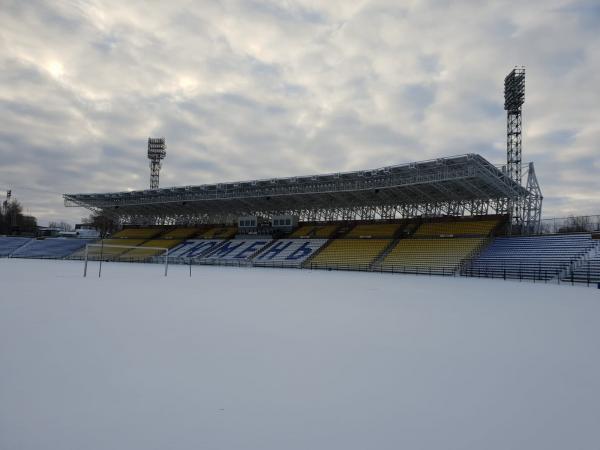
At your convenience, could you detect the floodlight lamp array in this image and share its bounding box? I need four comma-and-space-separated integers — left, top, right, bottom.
147, 137, 166, 160
504, 67, 525, 112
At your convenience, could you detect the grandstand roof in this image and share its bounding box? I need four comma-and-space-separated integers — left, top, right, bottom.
64, 154, 530, 224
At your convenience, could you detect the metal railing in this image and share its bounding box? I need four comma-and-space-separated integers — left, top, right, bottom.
8, 252, 600, 287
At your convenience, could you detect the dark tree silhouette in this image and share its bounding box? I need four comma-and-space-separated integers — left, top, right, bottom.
0, 199, 37, 235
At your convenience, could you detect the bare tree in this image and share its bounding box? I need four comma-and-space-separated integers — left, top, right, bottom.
83, 212, 119, 237
560, 215, 591, 233
48, 221, 74, 231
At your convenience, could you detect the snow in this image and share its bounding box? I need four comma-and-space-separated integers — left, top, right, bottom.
0, 258, 599, 450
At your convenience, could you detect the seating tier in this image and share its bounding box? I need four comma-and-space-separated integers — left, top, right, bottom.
414, 220, 499, 237
0, 237, 32, 256
381, 238, 485, 274
467, 234, 595, 280
111, 228, 161, 239
160, 228, 201, 239
204, 239, 272, 262
167, 240, 226, 259
119, 239, 183, 260
76, 239, 146, 259
563, 242, 600, 283
290, 224, 338, 238
201, 227, 237, 239
345, 223, 400, 239
253, 239, 328, 267
11, 238, 90, 258
308, 239, 391, 269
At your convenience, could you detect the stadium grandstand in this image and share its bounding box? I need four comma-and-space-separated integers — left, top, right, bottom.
0, 153, 589, 286
1, 67, 595, 283
0, 69, 596, 286
52, 143, 592, 286
43, 150, 581, 286
4, 212, 598, 286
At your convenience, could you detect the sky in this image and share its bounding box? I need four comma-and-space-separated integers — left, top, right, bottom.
0, 0, 598, 225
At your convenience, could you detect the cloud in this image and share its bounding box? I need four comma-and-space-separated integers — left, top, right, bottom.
0, 0, 598, 225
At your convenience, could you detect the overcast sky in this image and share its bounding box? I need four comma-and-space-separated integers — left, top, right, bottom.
1, 0, 598, 225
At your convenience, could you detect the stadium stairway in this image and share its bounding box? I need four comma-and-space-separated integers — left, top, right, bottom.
370, 238, 402, 270
333, 223, 355, 238
289, 225, 314, 238
11, 238, 92, 259
464, 234, 596, 281
561, 240, 600, 285
301, 237, 335, 267
366, 219, 497, 275
307, 239, 392, 271
0, 237, 33, 257
456, 237, 492, 274
377, 237, 487, 275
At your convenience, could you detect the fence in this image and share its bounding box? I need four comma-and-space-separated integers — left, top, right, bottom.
7, 248, 599, 287
539, 215, 600, 235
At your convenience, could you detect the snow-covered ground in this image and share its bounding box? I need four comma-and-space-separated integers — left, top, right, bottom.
0, 258, 598, 450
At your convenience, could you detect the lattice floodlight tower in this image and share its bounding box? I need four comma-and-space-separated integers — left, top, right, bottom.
523, 161, 543, 234
148, 137, 166, 189
504, 67, 542, 234
504, 68, 525, 185
504, 67, 525, 228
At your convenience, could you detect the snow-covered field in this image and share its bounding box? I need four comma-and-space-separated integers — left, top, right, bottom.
0, 259, 598, 450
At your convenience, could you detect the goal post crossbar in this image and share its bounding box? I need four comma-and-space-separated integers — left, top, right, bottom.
83, 243, 170, 277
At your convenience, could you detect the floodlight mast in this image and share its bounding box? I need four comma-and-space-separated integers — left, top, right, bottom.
148, 137, 166, 189
504, 67, 525, 229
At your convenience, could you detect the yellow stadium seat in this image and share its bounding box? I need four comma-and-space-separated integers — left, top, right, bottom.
345, 223, 401, 239
118, 239, 183, 259
290, 225, 316, 238
413, 220, 499, 237
307, 239, 391, 269
160, 228, 200, 239
111, 228, 162, 239
290, 224, 339, 238
75, 239, 147, 259
202, 227, 237, 239
380, 238, 486, 273
312, 225, 339, 238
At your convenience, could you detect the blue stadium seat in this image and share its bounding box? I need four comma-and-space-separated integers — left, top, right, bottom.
253, 239, 328, 267
466, 234, 595, 280
564, 242, 600, 284
167, 239, 226, 260
11, 238, 93, 259
0, 237, 32, 257
203, 239, 272, 263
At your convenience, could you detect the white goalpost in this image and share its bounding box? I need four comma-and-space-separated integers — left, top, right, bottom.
83, 243, 170, 277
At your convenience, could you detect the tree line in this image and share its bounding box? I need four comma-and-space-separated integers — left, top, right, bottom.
0, 199, 37, 235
